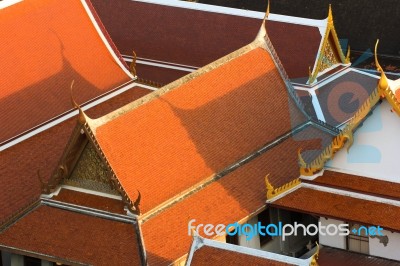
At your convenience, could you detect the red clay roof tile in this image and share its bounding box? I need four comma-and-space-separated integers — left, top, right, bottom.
0, 205, 141, 266
313, 170, 400, 200
91, 0, 321, 81
51, 189, 126, 214
140, 129, 331, 264
0, 87, 151, 225
0, 0, 131, 143
190, 245, 293, 266
95, 47, 307, 213
271, 187, 400, 232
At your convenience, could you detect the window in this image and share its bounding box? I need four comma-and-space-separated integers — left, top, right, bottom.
347, 224, 369, 254
226, 232, 238, 245
24, 256, 41, 266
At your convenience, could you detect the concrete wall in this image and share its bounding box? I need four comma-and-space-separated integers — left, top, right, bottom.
370, 229, 400, 261
319, 217, 347, 249
238, 216, 260, 249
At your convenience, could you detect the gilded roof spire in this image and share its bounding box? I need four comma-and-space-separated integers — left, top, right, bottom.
255, 0, 270, 40
129, 50, 137, 78
328, 4, 333, 25
375, 40, 390, 92
345, 45, 351, 64
70, 80, 87, 125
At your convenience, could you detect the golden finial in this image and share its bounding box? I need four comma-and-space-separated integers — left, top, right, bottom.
265, 174, 274, 199
328, 4, 333, 25
298, 148, 307, 167
375, 40, 389, 92
265, 0, 270, 20
308, 66, 313, 81
133, 190, 141, 215
255, 0, 270, 41
345, 45, 351, 64
129, 50, 137, 78
70, 80, 87, 125
310, 242, 320, 266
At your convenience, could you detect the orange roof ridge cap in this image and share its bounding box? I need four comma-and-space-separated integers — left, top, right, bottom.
91, 41, 265, 129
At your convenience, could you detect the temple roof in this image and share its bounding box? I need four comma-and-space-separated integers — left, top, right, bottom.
186, 236, 311, 266
91, 0, 325, 83
0, 204, 142, 265
0, 0, 133, 144
90, 42, 309, 213
270, 186, 400, 232
139, 126, 333, 264
0, 86, 152, 228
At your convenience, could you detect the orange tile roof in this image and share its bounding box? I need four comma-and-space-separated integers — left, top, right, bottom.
0, 0, 131, 143
52, 189, 126, 214
0, 205, 142, 265
0, 87, 152, 225
95, 47, 307, 213
313, 170, 400, 200
190, 245, 293, 266
140, 129, 331, 265
271, 187, 400, 232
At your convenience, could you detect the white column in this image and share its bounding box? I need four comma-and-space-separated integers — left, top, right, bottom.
238, 216, 261, 249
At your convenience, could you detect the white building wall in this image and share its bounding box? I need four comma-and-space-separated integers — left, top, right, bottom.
318, 218, 346, 249
238, 216, 260, 249
369, 230, 400, 261
11, 254, 24, 266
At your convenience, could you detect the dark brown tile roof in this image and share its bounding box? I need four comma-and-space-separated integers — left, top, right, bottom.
0, 0, 131, 143
140, 128, 332, 265
190, 245, 293, 266
316, 70, 378, 126
318, 246, 400, 266
51, 188, 126, 214
312, 170, 400, 200
95, 47, 307, 214
0, 205, 141, 266
271, 187, 400, 232
91, 0, 322, 80
0, 87, 152, 226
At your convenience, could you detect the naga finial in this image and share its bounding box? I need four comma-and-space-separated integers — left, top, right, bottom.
375, 40, 389, 92
129, 50, 137, 78
70, 80, 87, 125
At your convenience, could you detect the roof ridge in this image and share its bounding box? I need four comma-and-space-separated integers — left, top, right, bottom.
90, 40, 264, 131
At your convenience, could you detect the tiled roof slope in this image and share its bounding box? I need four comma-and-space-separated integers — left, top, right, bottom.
189, 245, 294, 266
271, 187, 400, 232
313, 170, 400, 200
94, 45, 308, 214
0, 87, 152, 226
91, 0, 321, 80
0, 0, 132, 143
140, 126, 333, 265
0, 205, 142, 266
